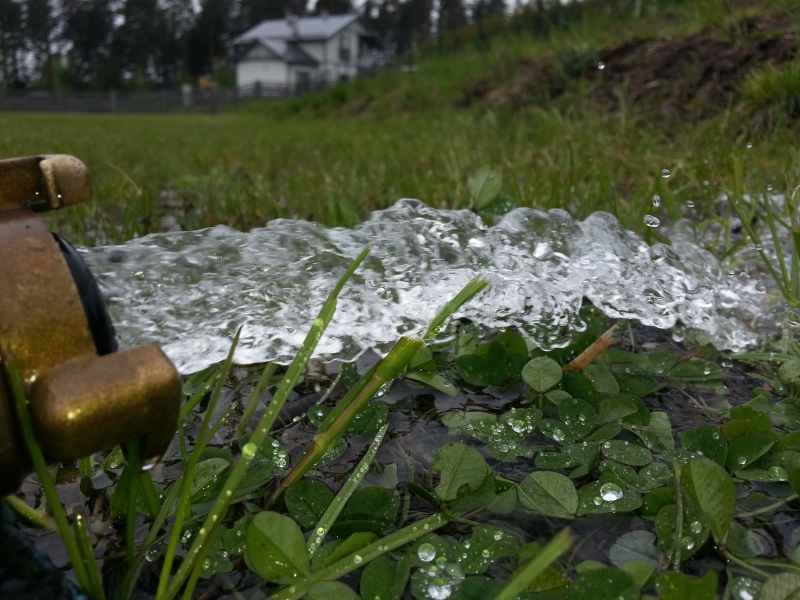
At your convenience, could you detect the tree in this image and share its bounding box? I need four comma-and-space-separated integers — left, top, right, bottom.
313, 0, 354, 15
61, 0, 114, 88
24, 0, 55, 89
0, 0, 24, 88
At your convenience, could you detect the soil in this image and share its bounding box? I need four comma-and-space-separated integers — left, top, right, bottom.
472, 12, 798, 117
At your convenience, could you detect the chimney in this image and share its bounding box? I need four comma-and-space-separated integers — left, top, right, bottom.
320, 8, 329, 20
286, 13, 299, 37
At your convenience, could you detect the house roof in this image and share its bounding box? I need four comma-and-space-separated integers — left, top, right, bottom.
260, 39, 318, 65
233, 14, 366, 45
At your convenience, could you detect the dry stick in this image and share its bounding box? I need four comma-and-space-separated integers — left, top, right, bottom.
564, 322, 618, 372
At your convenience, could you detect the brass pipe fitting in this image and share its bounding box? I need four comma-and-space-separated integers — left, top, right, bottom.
0, 155, 182, 497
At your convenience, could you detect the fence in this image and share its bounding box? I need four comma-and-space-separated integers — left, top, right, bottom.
0, 80, 338, 114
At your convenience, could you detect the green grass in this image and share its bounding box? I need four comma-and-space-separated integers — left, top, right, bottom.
2, 105, 798, 247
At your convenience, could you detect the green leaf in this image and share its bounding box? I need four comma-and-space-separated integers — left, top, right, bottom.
322, 531, 378, 567
586, 421, 623, 442
655, 504, 710, 561
189, 458, 230, 500
558, 397, 597, 437
641, 488, 676, 516
452, 577, 503, 600
458, 526, 520, 574
539, 419, 578, 444
609, 531, 659, 567
683, 458, 736, 544
486, 484, 518, 515
522, 357, 563, 393
406, 371, 457, 396
680, 426, 727, 466
669, 360, 723, 381
222, 515, 252, 556
779, 359, 800, 383
725, 432, 776, 470
596, 396, 639, 425
339, 487, 399, 527
584, 364, 620, 394
621, 561, 656, 589
360, 556, 411, 600
655, 572, 717, 600
245, 511, 310, 584
486, 441, 535, 463
600, 440, 652, 467
566, 567, 639, 600
431, 443, 490, 502
468, 166, 502, 209
285, 479, 334, 529
727, 521, 766, 559
577, 481, 642, 516
307, 581, 361, 600
518, 471, 578, 518
480, 193, 518, 216
345, 402, 389, 436
758, 573, 800, 600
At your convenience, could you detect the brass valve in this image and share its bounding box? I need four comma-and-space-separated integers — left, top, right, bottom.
0, 155, 182, 497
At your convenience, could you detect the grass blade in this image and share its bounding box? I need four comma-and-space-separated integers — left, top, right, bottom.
423, 274, 489, 340
492, 528, 573, 600
3, 495, 56, 530
308, 423, 389, 557
234, 362, 276, 437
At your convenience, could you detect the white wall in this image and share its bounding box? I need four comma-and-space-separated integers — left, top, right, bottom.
237, 59, 288, 88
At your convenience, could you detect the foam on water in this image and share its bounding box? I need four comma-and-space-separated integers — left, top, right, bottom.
80, 199, 772, 373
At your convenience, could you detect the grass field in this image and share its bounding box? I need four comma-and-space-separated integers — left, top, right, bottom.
2, 0, 799, 246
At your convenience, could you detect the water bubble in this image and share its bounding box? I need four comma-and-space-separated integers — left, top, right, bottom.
552, 429, 565, 443
427, 583, 452, 599
598, 61, 605, 70
685, 200, 695, 208
788, 310, 800, 328
722, 359, 733, 368
481, 548, 491, 558
599, 482, 624, 502
493, 531, 503, 540
690, 521, 702, 534
644, 215, 661, 228
593, 497, 603, 506
418, 543, 437, 562
661, 169, 671, 178
652, 194, 661, 207
769, 466, 788, 481
711, 431, 720, 439
682, 536, 695, 551
353, 554, 363, 564
737, 456, 747, 466
316, 527, 325, 535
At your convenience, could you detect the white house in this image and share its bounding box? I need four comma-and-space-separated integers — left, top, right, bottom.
233, 13, 381, 93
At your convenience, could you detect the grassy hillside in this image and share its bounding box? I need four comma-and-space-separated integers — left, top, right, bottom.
1, 0, 798, 246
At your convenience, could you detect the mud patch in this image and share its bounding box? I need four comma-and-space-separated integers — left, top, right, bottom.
477, 13, 798, 117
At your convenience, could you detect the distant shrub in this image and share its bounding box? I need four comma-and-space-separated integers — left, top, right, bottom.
739, 60, 800, 126
558, 44, 600, 80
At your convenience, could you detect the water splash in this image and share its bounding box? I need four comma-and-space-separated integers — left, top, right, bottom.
81, 199, 771, 373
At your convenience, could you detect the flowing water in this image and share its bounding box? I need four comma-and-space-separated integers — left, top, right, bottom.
80, 199, 781, 374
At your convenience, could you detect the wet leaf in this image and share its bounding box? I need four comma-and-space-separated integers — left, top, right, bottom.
322, 531, 378, 567
655, 504, 710, 561
486, 441, 535, 463
431, 443, 490, 503
361, 556, 411, 600
577, 480, 642, 516
486, 483, 518, 515
307, 581, 361, 600
566, 567, 639, 600
586, 421, 623, 442
683, 458, 736, 544
440, 411, 495, 435
406, 371, 457, 396
584, 364, 620, 394
190, 458, 230, 500
655, 572, 717, 600
641, 488, 676, 516
669, 360, 723, 382
680, 426, 727, 466
725, 432, 775, 470
596, 396, 639, 425
518, 471, 578, 518
600, 440, 652, 466
468, 166, 502, 208
245, 511, 309, 584
609, 530, 659, 567
522, 357, 563, 393
539, 419, 578, 444
536, 443, 589, 470
621, 560, 656, 589
758, 572, 800, 600
458, 525, 519, 574
730, 405, 772, 431
779, 359, 800, 383
339, 487, 398, 527
452, 577, 503, 600
222, 515, 252, 556
345, 402, 389, 436
558, 397, 597, 437
727, 521, 766, 559
406, 534, 457, 567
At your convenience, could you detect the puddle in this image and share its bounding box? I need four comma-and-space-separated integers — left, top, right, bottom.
80, 199, 780, 373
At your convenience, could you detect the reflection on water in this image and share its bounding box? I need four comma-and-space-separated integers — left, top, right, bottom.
81, 199, 774, 373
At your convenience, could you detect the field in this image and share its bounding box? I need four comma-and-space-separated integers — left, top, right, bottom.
2, 0, 798, 247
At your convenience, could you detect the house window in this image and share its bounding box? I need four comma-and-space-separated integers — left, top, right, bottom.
339, 35, 351, 63
296, 71, 311, 92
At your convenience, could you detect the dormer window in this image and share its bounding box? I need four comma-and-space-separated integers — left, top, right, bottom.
339, 35, 351, 63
